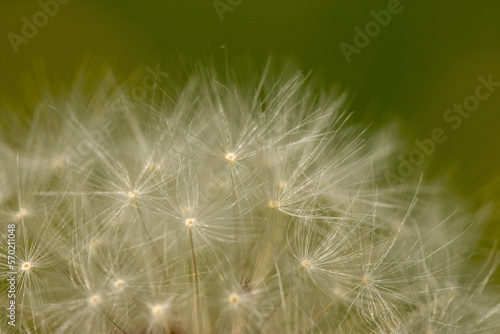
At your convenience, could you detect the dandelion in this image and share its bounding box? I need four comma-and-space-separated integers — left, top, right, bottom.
0, 63, 498, 333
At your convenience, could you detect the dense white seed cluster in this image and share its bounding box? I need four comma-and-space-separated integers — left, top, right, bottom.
0, 67, 498, 333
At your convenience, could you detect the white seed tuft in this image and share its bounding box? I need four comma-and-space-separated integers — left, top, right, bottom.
151, 304, 165, 317
21, 261, 32, 271
113, 279, 126, 291
0, 64, 497, 334
16, 208, 28, 219
88, 295, 101, 307
300, 259, 311, 270
225, 152, 237, 162
185, 218, 196, 228
228, 293, 239, 306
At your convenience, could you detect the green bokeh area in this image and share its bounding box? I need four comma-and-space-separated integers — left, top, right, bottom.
1, 0, 500, 281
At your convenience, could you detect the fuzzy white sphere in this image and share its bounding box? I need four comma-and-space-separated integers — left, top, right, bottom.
0, 65, 498, 333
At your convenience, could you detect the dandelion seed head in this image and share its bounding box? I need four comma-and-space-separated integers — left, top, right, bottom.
228, 293, 239, 306
300, 259, 311, 270
151, 304, 167, 317
268, 200, 280, 209
127, 190, 138, 199
16, 208, 28, 219
2, 63, 498, 333
113, 279, 126, 291
21, 261, 32, 271
225, 152, 237, 162
88, 294, 101, 307
185, 218, 196, 228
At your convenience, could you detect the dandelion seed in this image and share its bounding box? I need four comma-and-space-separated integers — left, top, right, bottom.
16, 208, 28, 219
225, 152, 237, 162
300, 259, 311, 270
113, 279, 126, 291
268, 200, 280, 209
228, 293, 239, 306
127, 190, 138, 199
2, 64, 498, 333
151, 304, 165, 317
88, 294, 101, 307
21, 261, 32, 271
185, 218, 196, 228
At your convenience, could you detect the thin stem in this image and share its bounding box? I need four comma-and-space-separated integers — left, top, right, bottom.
261, 282, 296, 327
101, 308, 129, 334
298, 282, 362, 333
189, 229, 201, 333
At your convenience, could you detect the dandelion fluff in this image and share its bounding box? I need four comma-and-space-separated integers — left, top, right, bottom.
0, 64, 498, 333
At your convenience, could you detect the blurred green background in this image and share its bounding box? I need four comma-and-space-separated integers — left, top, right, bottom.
1, 0, 500, 279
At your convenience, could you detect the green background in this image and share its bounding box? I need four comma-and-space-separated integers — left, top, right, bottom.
1, 0, 500, 280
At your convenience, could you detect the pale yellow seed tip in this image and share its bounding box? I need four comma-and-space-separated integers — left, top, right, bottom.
16, 208, 28, 219
228, 293, 239, 305
301, 259, 311, 270
21, 262, 32, 271
113, 279, 126, 291
268, 200, 280, 209
89, 294, 101, 307
151, 304, 165, 316
225, 152, 237, 162
185, 218, 196, 228
362, 275, 371, 285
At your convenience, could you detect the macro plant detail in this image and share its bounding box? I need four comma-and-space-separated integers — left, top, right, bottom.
0, 66, 499, 333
